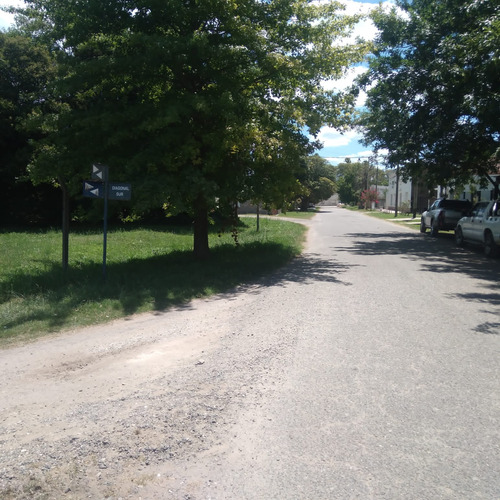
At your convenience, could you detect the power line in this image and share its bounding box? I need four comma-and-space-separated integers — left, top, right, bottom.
321, 156, 372, 160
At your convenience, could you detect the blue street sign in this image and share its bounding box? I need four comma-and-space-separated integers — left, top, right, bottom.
83, 181, 104, 198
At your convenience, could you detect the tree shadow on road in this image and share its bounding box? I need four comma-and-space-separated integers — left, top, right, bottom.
337, 231, 500, 282
249, 252, 354, 289
333, 230, 500, 334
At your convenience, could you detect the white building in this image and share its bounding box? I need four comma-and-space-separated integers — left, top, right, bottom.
385, 169, 412, 211
457, 174, 500, 203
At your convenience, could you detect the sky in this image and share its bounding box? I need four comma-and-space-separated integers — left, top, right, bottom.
0, 0, 392, 165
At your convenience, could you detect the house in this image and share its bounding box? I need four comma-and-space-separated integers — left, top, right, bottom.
385, 169, 412, 212
366, 184, 388, 209
456, 173, 500, 203
384, 169, 500, 215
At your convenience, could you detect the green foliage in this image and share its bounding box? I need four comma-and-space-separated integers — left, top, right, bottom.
0, 218, 306, 344
12, 0, 368, 257
296, 155, 336, 208
0, 31, 59, 224
334, 160, 379, 204
358, 0, 500, 186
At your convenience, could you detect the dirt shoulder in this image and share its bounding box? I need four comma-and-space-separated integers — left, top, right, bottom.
0, 256, 303, 500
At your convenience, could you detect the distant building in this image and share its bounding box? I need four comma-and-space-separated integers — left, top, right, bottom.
456, 173, 500, 203
367, 185, 388, 209
385, 170, 429, 214
385, 169, 412, 211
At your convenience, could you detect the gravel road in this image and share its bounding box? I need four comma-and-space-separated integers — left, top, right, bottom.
1, 208, 499, 500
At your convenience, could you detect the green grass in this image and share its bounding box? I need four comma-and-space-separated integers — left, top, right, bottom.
0, 218, 306, 346
342, 206, 424, 230
277, 208, 319, 219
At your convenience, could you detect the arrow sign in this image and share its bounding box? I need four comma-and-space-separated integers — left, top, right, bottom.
82, 181, 104, 198
92, 163, 109, 182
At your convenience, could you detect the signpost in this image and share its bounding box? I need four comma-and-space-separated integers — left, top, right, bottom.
83, 164, 131, 281
108, 183, 132, 201
83, 181, 104, 199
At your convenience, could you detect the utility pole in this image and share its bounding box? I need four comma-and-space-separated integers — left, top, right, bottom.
395, 166, 400, 218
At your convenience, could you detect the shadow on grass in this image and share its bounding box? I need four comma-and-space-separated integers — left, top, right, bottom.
0, 239, 350, 338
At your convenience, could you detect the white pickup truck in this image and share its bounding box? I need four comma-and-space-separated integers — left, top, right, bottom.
455, 199, 500, 257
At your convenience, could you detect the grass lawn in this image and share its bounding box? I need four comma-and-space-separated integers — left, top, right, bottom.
343, 206, 424, 230
0, 218, 307, 346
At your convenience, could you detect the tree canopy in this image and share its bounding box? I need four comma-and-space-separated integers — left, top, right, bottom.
295, 155, 336, 210
0, 30, 58, 225
334, 160, 386, 205
13, 0, 368, 258
357, 0, 500, 188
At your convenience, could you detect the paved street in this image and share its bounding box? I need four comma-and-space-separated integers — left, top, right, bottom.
194, 208, 500, 499
1, 207, 499, 499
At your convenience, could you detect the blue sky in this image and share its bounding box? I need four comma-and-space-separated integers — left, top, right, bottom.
1, 0, 392, 165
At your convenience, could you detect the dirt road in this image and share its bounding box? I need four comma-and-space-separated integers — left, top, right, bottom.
1, 209, 499, 499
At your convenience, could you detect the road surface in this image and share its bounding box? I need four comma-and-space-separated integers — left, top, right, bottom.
1, 208, 499, 499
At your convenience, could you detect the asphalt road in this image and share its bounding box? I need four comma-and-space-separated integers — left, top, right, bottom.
1, 207, 499, 499
194, 208, 500, 499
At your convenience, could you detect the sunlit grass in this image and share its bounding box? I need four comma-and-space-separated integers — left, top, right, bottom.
0, 218, 306, 346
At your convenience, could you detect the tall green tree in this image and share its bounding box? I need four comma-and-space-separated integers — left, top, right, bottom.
0, 31, 57, 226
357, 0, 500, 187
335, 160, 380, 205
18, 0, 367, 259
296, 155, 336, 209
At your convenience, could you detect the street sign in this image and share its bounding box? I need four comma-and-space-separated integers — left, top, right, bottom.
85, 163, 132, 282
108, 183, 132, 201
92, 163, 109, 182
83, 181, 104, 198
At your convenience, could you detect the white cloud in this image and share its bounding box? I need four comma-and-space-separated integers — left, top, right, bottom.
0, 0, 23, 30
321, 65, 368, 107
322, 65, 367, 92
317, 127, 360, 148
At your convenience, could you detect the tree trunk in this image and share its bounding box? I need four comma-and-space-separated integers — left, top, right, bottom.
193, 194, 210, 260
59, 177, 70, 273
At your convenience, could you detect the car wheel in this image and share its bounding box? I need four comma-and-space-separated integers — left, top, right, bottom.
420, 219, 427, 233
430, 219, 439, 237
484, 232, 498, 258
455, 226, 465, 247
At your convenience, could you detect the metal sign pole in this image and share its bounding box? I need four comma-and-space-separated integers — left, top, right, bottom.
84, 164, 130, 283
103, 180, 108, 282
101, 167, 109, 282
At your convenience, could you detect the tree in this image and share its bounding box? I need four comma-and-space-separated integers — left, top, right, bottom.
0, 31, 58, 226
296, 155, 336, 209
17, 0, 368, 259
357, 0, 500, 187
335, 160, 373, 205
360, 188, 378, 209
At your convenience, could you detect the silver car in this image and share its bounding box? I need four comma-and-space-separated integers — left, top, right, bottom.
455, 200, 500, 257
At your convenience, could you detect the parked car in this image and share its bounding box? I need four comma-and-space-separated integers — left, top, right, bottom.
455, 199, 500, 257
420, 198, 472, 236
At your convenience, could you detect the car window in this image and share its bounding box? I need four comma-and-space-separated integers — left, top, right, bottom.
471, 202, 489, 217
441, 200, 471, 210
